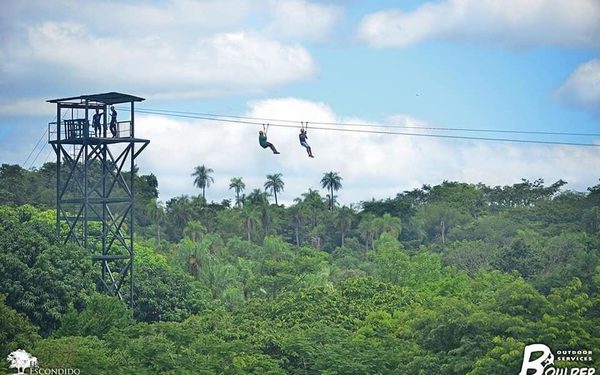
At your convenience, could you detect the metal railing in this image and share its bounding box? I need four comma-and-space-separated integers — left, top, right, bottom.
48, 121, 58, 142
115, 121, 132, 138
48, 120, 133, 141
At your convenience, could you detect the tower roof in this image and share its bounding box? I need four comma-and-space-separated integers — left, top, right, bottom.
47, 92, 145, 105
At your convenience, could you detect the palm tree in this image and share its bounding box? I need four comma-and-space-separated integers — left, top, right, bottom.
320, 171, 343, 210
374, 213, 402, 239
358, 213, 376, 259
183, 220, 206, 243
264, 173, 285, 205
245, 188, 269, 206
183, 220, 206, 278
229, 177, 246, 207
326, 193, 339, 209
191, 165, 214, 199
298, 189, 327, 210
288, 204, 306, 247
166, 195, 193, 237
334, 206, 354, 247
240, 206, 260, 241
145, 198, 164, 243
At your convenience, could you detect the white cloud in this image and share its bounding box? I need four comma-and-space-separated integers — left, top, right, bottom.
2, 97, 597, 203
19, 23, 315, 95
131, 98, 600, 204
555, 59, 600, 116
264, 0, 343, 41
0, 98, 55, 116
248, 97, 337, 121
1, 1, 256, 38
358, 0, 600, 49
0, 0, 334, 102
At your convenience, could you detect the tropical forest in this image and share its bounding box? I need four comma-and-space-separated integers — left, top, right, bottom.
1, 162, 599, 374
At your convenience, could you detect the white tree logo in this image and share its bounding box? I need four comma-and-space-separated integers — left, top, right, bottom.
6, 349, 38, 374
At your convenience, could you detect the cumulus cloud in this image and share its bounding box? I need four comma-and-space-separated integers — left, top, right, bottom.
1, 97, 598, 203
134, 98, 339, 203
264, 0, 343, 41
0, 0, 254, 37
21, 23, 314, 93
0, 0, 339, 102
358, 0, 600, 49
555, 59, 600, 116
0, 98, 55, 116
131, 98, 600, 204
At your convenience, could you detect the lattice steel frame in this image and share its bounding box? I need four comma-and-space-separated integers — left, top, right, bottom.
47, 93, 149, 307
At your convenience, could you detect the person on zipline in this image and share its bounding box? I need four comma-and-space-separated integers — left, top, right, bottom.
299, 128, 314, 158
259, 130, 280, 154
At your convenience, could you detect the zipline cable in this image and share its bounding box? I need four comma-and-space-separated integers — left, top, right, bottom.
23, 127, 49, 167
24, 111, 66, 168
23, 110, 102, 169
126, 107, 600, 148
29, 143, 48, 169
43, 147, 54, 164
127, 107, 600, 138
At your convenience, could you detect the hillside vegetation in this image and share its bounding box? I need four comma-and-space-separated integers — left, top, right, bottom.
1, 163, 599, 374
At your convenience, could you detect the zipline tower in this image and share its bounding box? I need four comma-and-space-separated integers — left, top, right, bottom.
47, 92, 149, 307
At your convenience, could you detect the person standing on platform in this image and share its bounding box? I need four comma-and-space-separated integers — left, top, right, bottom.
92, 108, 103, 137
109, 106, 117, 137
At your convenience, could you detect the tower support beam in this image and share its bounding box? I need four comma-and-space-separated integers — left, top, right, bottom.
47, 92, 148, 308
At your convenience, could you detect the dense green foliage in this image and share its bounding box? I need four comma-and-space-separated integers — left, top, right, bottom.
1, 164, 599, 374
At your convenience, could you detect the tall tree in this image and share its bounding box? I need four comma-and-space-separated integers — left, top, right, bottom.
416, 203, 467, 244
0, 294, 40, 356
240, 206, 260, 241
191, 165, 214, 199
0, 206, 96, 335
358, 213, 377, 257
298, 189, 327, 210
144, 198, 165, 243
374, 213, 402, 239
183, 220, 206, 243
228, 177, 246, 207
321, 171, 343, 210
165, 195, 194, 240
245, 188, 270, 206
334, 206, 354, 247
264, 173, 285, 205
243, 187, 274, 239
288, 204, 307, 247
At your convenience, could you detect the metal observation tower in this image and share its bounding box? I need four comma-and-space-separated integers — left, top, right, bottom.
47, 92, 149, 306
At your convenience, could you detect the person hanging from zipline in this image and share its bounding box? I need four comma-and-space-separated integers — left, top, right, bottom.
299, 122, 314, 158
259, 124, 280, 154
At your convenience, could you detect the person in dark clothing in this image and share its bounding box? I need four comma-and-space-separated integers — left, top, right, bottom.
299, 128, 314, 158
92, 108, 103, 137
258, 130, 280, 154
109, 106, 117, 137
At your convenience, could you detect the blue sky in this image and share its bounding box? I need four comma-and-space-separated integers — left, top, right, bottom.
0, 0, 599, 205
